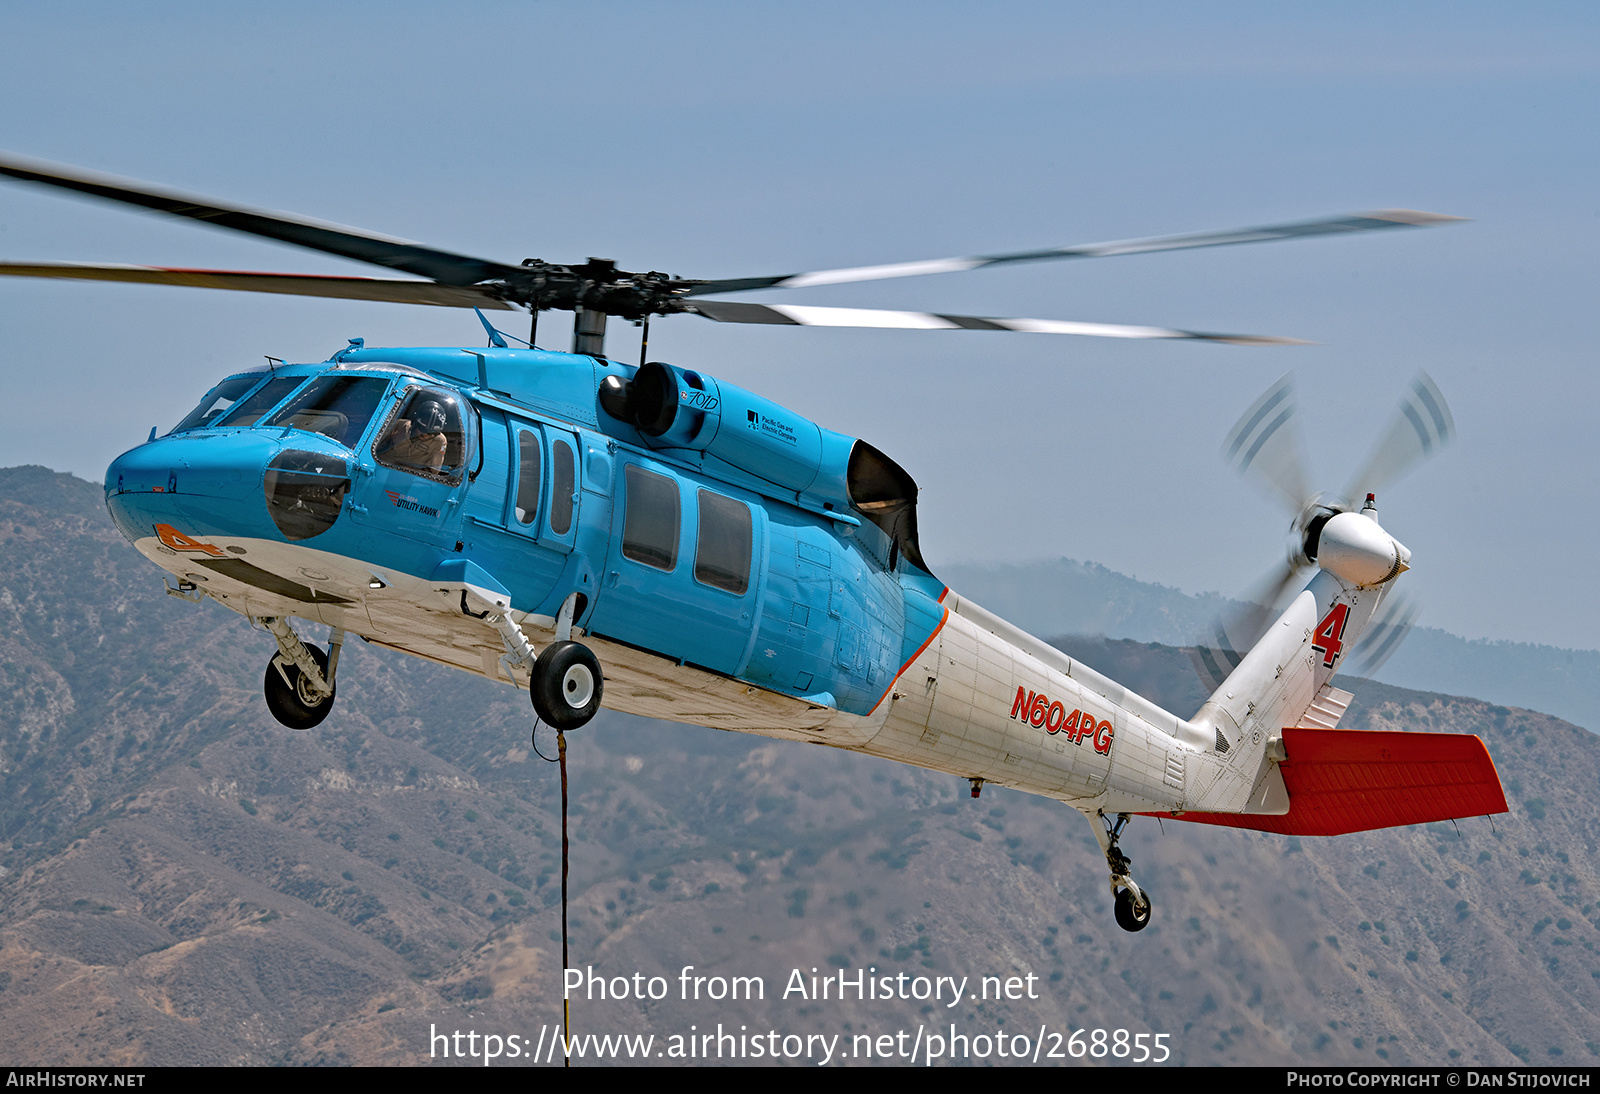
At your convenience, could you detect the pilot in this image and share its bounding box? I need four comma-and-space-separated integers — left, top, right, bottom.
378, 396, 450, 471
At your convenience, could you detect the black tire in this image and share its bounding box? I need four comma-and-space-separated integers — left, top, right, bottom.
263, 645, 336, 730
1113, 887, 1152, 933
531, 641, 603, 730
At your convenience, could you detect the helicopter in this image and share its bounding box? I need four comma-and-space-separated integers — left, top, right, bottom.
0, 153, 1508, 933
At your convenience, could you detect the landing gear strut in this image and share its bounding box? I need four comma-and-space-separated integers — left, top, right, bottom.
1092, 811, 1153, 933
469, 588, 605, 732
260, 618, 340, 730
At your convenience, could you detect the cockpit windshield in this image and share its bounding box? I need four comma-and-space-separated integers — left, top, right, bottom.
169, 375, 265, 433
263, 375, 391, 449
214, 376, 305, 427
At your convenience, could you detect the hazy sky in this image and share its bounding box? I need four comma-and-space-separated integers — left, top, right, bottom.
1, 2, 1596, 648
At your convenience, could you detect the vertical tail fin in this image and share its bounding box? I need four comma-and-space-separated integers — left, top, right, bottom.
1183, 570, 1390, 815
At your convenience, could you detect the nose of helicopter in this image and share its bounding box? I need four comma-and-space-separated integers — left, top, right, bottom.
105, 431, 285, 545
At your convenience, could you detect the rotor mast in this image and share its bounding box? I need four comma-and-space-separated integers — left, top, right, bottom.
572, 306, 607, 356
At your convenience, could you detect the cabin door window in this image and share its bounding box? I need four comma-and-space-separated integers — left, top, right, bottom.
588, 462, 764, 678
500, 420, 579, 552
513, 427, 542, 527
694, 489, 752, 595
621, 464, 680, 570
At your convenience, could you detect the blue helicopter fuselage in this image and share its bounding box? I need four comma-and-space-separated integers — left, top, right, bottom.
105, 344, 947, 720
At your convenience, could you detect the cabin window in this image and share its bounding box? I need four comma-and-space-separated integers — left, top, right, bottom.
694, 489, 752, 595
621, 465, 679, 571
550, 439, 576, 535
170, 375, 265, 433
374, 386, 470, 484
215, 376, 305, 428
515, 429, 542, 525
266, 375, 390, 451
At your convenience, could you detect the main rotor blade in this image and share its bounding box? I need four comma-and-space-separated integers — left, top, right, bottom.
1221, 373, 1314, 516
1342, 371, 1456, 503
0, 262, 516, 308
688, 300, 1303, 345
0, 153, 519, 287
687, 210, 1465, 296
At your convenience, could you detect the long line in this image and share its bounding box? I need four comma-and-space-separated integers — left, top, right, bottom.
559, 727, 570, 1068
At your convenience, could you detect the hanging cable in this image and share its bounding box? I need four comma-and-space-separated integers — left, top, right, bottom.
530, 719, 559, 763
558, 727, 571, 1068
530, 716, 571, 1061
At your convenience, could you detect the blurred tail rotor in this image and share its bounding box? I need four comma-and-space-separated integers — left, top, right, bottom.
1342, 372, 1455, 505
1192, 559, 1312, 690
1193, 371, 1452, 691
1344, 588, 1420, 678
1194, 375, 1318, 689
1221, 373, 1313, 517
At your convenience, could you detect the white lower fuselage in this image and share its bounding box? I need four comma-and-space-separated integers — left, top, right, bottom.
138, 526, 1363, 823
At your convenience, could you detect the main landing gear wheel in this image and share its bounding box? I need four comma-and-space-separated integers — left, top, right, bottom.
1114, 886, 1153, 932
264, 645, 336, 730
531, 640, 603, 730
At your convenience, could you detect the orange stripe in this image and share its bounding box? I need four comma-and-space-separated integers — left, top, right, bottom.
868, 608, 949, 714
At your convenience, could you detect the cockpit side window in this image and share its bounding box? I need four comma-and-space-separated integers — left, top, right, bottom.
214, 376, 305, 428
373, 386, 470, 485
170, 376, 264, 434
264, 375, 391, 450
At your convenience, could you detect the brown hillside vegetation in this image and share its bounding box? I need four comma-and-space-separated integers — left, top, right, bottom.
0, 468, 1595, 1066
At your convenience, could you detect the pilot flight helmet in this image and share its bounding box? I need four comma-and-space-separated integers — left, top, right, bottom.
412, 398, 449, 435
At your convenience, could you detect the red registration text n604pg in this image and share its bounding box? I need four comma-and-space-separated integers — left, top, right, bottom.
1009, 687, 1113, 755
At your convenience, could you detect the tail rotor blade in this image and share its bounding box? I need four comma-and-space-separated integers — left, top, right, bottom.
1346, 591, 1420, 678
1221, 374, 1313, 516
1343, 371, 1455, 502
1192, 560, 1309, 691
1190, 629, 1239, 693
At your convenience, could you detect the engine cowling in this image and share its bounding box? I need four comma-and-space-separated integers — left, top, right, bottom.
599, 361, 838, 499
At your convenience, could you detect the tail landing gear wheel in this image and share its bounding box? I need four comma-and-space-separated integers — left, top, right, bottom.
1114, 887, 1152, 932
1091, 812, 1152, 934
531, 641, 603, 730
264, 645, 335, 730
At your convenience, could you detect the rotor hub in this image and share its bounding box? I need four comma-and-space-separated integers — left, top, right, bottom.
501, 257, 693, 319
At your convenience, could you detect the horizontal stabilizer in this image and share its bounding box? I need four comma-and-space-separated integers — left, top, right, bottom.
1146, 728, 1507, 836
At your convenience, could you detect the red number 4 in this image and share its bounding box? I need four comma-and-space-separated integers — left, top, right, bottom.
1312, 603, 1350, 667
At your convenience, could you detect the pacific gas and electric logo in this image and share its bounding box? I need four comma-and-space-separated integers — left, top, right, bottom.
1009, 687, 1114, 755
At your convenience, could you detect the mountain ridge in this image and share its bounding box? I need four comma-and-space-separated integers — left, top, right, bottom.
0, 466, 1593, 1066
